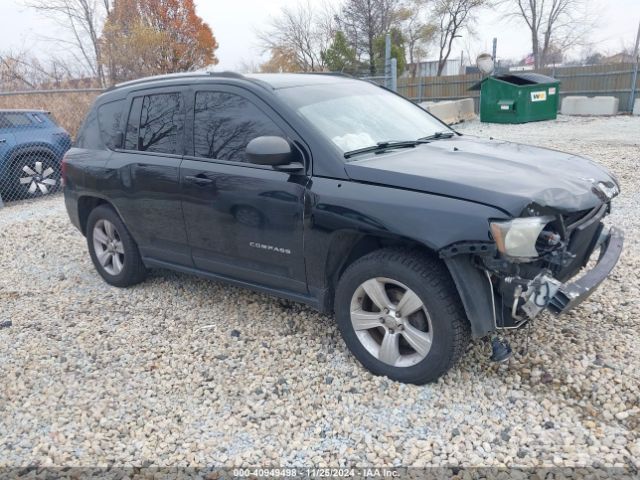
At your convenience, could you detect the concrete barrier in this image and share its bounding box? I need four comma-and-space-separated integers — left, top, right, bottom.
561, 96, 619, 116
633, 99, 640, 116
457, 98, 476, 122
420, 98, 477, 125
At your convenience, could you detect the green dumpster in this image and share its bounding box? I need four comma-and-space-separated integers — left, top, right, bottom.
470, 73, 560, 124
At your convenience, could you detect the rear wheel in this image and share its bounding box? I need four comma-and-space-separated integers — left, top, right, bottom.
335, 248, 470, 384
86, 205, 147, 288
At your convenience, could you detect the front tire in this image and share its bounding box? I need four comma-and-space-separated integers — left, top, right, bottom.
86, 204, 147, 288
335, 248, 470, 384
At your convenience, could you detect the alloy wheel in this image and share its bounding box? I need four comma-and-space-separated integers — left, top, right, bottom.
350, 277, 433, 367
93, 219, 125, 276
19, 161, 57, 195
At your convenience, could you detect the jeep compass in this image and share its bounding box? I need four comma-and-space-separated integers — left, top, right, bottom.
63, 72, 623, 384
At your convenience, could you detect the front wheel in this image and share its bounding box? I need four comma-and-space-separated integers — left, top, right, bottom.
335, 249, 470, 384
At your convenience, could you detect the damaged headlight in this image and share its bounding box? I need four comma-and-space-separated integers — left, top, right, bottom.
490, 216, 555, 259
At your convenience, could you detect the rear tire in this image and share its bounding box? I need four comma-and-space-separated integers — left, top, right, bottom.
335, 248, 470, 385
86, 204, 147, 288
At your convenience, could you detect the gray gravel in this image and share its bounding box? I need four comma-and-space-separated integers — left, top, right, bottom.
0, 115, 638, 469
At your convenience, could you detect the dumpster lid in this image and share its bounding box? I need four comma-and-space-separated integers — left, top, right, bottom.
469, 73, 559, 90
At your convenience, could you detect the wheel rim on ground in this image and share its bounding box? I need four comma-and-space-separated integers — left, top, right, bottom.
350, 277, 433, 367
93, 219, 125, 276
19, 160, 58, 195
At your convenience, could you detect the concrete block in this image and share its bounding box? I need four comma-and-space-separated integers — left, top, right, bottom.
457, 98, 476, 122
633, 99, 640, 116
420, 98, 477, 125
561, 96, 619, 116
421, 100, 458, 124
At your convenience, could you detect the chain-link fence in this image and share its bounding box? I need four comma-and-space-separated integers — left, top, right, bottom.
0, 89, 100, 206
0, 109, 72, 204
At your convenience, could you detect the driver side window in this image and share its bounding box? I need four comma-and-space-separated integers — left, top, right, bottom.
194, 91, 284, 163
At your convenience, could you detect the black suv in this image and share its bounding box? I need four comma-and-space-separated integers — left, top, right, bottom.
64, 72, 623, 384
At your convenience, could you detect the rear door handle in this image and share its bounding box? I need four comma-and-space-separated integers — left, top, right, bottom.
185, 175, 213, 186
0, 139, 6, 144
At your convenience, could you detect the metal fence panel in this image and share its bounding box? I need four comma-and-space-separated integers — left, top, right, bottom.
397, 63, 640, 112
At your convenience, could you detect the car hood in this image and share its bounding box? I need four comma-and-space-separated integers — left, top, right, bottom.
344, 135, 619, 216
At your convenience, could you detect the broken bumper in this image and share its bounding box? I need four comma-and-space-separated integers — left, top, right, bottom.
548, 227, 624, 315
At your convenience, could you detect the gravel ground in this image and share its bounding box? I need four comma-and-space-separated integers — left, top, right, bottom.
0, 115, 638, 469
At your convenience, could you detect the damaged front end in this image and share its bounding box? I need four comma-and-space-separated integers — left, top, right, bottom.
441, 197, 624, 341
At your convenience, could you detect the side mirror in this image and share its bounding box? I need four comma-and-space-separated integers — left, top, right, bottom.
246, 136, 293, 166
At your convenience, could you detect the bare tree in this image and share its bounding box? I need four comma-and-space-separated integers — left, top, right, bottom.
257, 1, 336, 72
500, 0, 596, 68
24, 0, 112, 86
338, 0, 401, 75
398, 0, 437, 76
433, 0, 487, 76
0, 49, 79, 90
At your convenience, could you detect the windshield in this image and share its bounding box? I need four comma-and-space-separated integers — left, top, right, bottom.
276, 81, 450, 156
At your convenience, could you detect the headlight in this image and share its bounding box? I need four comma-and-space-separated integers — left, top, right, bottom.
490, 216, 554, 259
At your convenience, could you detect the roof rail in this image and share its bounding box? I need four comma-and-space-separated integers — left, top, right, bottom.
111, 71, 246, 90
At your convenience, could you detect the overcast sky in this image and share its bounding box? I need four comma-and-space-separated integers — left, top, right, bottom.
1, 0, 639, 72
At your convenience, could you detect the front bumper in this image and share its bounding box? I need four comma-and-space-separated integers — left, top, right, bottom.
547, 227, 624, 314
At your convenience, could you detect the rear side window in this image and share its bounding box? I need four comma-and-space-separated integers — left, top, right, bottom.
98, 100, 126, 149
194, 91, 284, 163
0, 112, 33, 128
123, 92, 184, 154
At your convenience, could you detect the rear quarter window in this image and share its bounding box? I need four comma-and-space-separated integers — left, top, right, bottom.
98, 99, 126, 149
75, 108, 104, 149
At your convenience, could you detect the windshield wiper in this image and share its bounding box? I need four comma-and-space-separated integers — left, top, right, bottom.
417, 131, 456, 142
344, 140, 423, 159
344, 133, 457, 159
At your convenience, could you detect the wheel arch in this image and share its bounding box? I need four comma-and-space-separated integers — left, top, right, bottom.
8, 145, 59, 166
322, 231, 440, 312
77, 195, 125, 237
323, 233, 496, 339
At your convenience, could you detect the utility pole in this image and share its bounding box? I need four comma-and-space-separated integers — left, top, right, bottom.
385, 33, 391, 88
390, 58, 397, 92
628, 20, 640, 112
492, 38, 497, 71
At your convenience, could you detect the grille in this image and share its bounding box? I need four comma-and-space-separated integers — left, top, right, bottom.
563, 208, 594, 228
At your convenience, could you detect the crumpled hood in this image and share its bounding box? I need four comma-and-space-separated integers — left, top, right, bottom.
344, 135, 619, 216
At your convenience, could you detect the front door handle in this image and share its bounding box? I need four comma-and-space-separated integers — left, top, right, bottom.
0, 139, 6, 144
185, 175, 213, 186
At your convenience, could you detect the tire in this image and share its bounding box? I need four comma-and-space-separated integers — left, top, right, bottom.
86, 204, 147, 288
7, 153, 60, 201
335, 248, 470, 385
